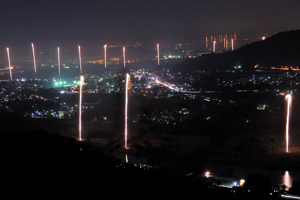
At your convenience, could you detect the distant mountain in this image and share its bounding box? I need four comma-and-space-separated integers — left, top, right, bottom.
174, 30, 300, 72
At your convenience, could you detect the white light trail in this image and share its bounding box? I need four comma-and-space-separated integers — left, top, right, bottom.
104, 44, 107, 68
157, 43, 160, 66
231, 38, 234, 51
6, 48, 12, 80
285, 94, 292, 153
79, 75, 84, 141
31, 43, 37, 74
78, 45, 82, 74
213, 41, 216, 52
57, 47, 60, 76
123, 46, 126, 68
226, 40, 228, 50
124, 73, 130, 149
283, 171, 293, 190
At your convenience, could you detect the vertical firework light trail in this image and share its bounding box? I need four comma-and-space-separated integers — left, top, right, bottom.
31, 43, 37, 74
104, 44, 107, 68
78, 45, 82, 74
285, 94, 292, 153
125, 73, 130, 149
79, 75, 84, 141
213, 41, 216, 52
157, 43, 160, 66
123, 47, 126, 68
57, 47, 60, 76
231, 39, 234, 51
6, 48, 12, 80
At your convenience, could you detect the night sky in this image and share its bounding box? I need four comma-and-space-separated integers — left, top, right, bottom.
0, 0, 300, 46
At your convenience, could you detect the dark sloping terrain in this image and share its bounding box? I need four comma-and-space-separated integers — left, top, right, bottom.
174, 30, 300, 72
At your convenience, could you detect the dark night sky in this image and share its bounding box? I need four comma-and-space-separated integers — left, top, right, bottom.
0, 0, 300, 46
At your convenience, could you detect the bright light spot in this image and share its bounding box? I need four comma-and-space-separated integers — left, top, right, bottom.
205, 171, 210, 178
240, 179, 245, 187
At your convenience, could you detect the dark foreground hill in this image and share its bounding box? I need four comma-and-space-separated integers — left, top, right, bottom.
174, 30, 300, 72
1, 130, 279, 199
0, 130, 202, 198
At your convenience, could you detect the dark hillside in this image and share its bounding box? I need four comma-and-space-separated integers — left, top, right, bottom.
174, 30, 300, 72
